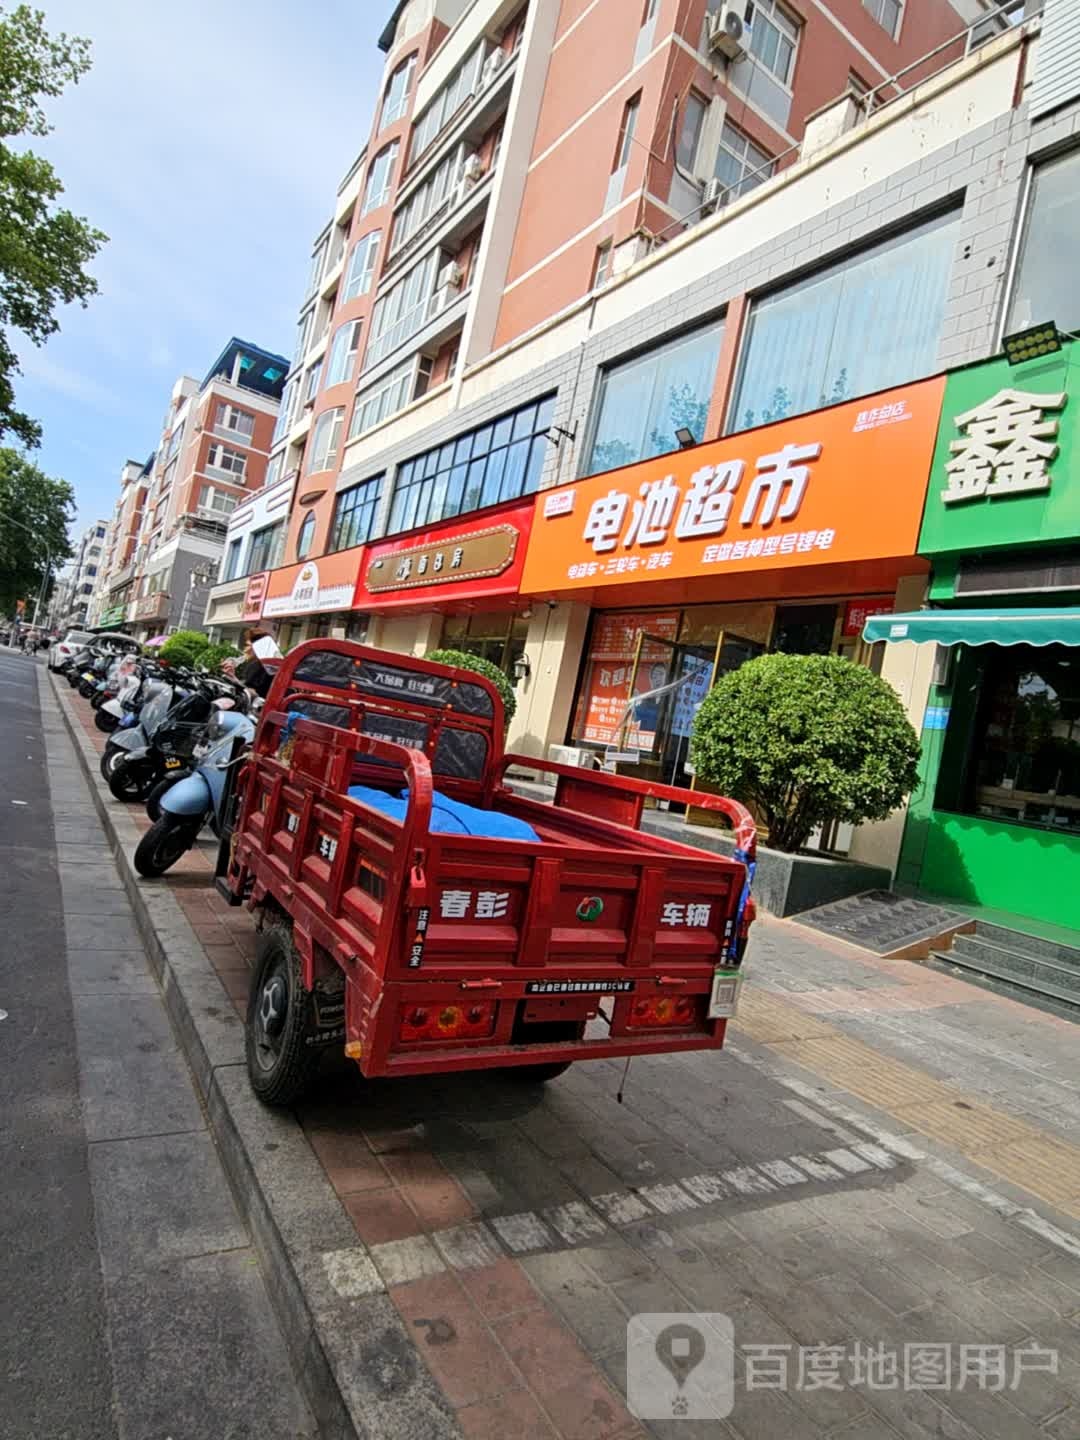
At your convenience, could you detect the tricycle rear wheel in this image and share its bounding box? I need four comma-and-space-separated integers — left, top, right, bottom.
245, 925, 320, 1107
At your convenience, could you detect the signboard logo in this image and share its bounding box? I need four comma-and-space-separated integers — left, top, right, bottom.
941, 387, 1066, 505
544, 489, 576, 519
366, 524, 519, 594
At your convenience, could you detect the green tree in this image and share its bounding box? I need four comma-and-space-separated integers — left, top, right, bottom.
158, 629, 210, 669
197, 641, 240, 674
689, 652, 921, 853
427, 647, 517, 724
0, 445, 73, 614
0, 5, 107, 447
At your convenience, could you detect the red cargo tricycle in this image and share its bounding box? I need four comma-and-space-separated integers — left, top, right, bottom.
218, 641, 757, 1104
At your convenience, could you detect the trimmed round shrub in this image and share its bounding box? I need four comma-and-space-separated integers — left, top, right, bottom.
158, 629, 210, 669
427, 647, 516, 724
689, 652, 921, 853
197, 641, 241, 674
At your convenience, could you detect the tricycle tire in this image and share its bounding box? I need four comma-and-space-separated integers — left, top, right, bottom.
245, 926, 320, 1107
505, 1061, 573, 1084
133, 814, 200, 877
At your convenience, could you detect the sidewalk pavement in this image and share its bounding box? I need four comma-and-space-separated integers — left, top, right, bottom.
58, 675, 1080, 1440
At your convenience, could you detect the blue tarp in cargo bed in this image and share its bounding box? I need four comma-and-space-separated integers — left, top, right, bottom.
348, 784, 539, 841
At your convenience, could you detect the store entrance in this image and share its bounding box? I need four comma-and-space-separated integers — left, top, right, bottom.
621, 629, 766, 790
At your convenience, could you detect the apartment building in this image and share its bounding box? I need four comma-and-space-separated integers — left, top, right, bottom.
54, 518, 108, 630
91, 339, 288, 641
209, 0, 1065, 882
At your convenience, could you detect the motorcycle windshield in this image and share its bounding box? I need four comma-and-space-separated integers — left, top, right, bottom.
140, 691, 172, 736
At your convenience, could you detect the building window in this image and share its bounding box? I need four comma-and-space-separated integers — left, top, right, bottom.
264, 451, 285, 489
389, 394, 555, 533
613, 93, 640, 173
343, 231, 381, 301
441, 612, 529, 678
364, 249, 442, 370
248, 522, 284, 573
295, 310, 313, 364
730, 210, 961, 432
676, 92, 708, 172
744, 0, 799, 85
363, 141, 400, 215
222, 537, 244, 582
307, 407, 345, 474
95, 526, 106, 539
206, 442, 247, 478
198, 485, 239, 516
1007, 148, 1080, 338
295, 511, 316, 560
715, 120, 773, 200
307, 239, 329, 296
325, 320, 363, 387
273, 380, 297, 443
592, 241, 614, 290
304, 360, 323, 405
330, 474, 384, 551
862, 0, 901, 38
391, 149, 460, 257
348, 354, 433, 439
85, 564, 97, 577
382, 53, 417, 129
411, 43, 486, 162
585, 323, 723, 475
215, 403, 255, 442
165, 423, 185, 461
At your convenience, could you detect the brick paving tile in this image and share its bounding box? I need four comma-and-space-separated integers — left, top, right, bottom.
342, 1188, 422, 1246
389, 1270, 522, 1411
304, 1127, 389, 1195
382, 1150, 477, 1229
459, 1258, 544, 1320
457, 1389, 559, 1440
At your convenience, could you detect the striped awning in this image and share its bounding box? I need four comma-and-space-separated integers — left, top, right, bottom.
863, 608, 1080, 647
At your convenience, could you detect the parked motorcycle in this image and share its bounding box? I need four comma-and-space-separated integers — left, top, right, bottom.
134, 707, 255, 877
106, 674, 246, 802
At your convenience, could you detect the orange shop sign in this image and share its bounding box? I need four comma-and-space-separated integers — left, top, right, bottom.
241, 570, 269, 623
262, 548, 364, 619
521, 378, 946, 594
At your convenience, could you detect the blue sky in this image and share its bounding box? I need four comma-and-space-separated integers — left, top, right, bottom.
14, 0, 387, 534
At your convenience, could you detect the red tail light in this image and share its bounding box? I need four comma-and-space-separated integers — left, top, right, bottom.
398, 999, 497, 1045
626, 994, 701, 1030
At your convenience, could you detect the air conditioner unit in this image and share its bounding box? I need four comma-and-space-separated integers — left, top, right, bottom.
706, 5, 747, 60
461, 153, 484, 185
482, 47, 506, 85
700, 176, 727, 213
438, 260, 464, 290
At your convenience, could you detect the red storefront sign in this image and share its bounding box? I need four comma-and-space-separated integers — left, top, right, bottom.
355, 500, 534, 611
242, 571, 269, 623
843, 598, 893, 637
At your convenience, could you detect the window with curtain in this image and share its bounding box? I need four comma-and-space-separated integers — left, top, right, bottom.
307, 407, 345, 474
584, 322, 723, 476
730, 211, 960, 433
330, 475, 384, 551
389, 394, 555, 533
1007, 148, 1080, 338
325, 321, 363, 387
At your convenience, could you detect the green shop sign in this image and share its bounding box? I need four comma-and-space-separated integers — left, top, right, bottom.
918, 343, 1080, 556
98, 603, 129, 628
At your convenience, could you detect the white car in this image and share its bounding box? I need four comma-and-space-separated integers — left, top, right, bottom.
48, 629, 95, 671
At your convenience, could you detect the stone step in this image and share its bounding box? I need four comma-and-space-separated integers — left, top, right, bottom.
973, 918, 1080, 969
936, 934, 1080, 1010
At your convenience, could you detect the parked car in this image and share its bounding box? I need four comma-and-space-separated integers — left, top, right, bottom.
48, 629, 96, 672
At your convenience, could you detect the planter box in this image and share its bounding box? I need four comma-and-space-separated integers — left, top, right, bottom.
639, 810, 892, 918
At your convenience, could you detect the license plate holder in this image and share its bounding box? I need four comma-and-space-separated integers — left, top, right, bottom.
164, 758, 182, 770
708, 968, 741, 1020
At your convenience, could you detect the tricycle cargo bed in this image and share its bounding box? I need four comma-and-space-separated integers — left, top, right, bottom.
223, 641, 757, 1083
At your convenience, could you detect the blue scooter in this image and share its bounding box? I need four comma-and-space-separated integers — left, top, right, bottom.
133, 707, 255, 877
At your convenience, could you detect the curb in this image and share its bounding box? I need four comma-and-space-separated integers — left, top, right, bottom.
46, 670, 460, 1440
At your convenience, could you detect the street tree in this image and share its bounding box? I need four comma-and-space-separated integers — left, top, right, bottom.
0, 445, 74, 615
0, 5, 107, 447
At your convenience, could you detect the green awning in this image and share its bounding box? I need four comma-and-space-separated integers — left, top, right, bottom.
863, 608, 1080, 647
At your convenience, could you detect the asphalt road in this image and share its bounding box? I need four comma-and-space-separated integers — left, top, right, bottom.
0, 649, 118, 1440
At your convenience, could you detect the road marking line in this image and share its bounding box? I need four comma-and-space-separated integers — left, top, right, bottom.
724, 1167, 775, 1196
681, 1173, 731, 1205
546, 1200, 608, 1244
638, 1182, 697, 1215
432, 1222, 502, 1272
591, 1191, 651, 1224
851, 1140, 898, 1170
790, 1154, 843, 1182
823, 1147, 873, 1175
758, 1159, 807, 1187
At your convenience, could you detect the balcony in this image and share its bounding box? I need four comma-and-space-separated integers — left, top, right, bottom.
130, 591, 171, 623
404, 44, 517, 194
383, 158, 495, 285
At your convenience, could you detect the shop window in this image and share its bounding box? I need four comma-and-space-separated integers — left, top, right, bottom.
388, 393, 555, 533
771, 603, 838, 655
941, 644, 1080, 837
1007, 148, 1080, 338
440, 612, 529, 678
585, 323, 723, 476
730, 211, 960, 433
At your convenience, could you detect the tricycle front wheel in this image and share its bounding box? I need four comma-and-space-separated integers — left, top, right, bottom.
245, 925, 320, 1107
